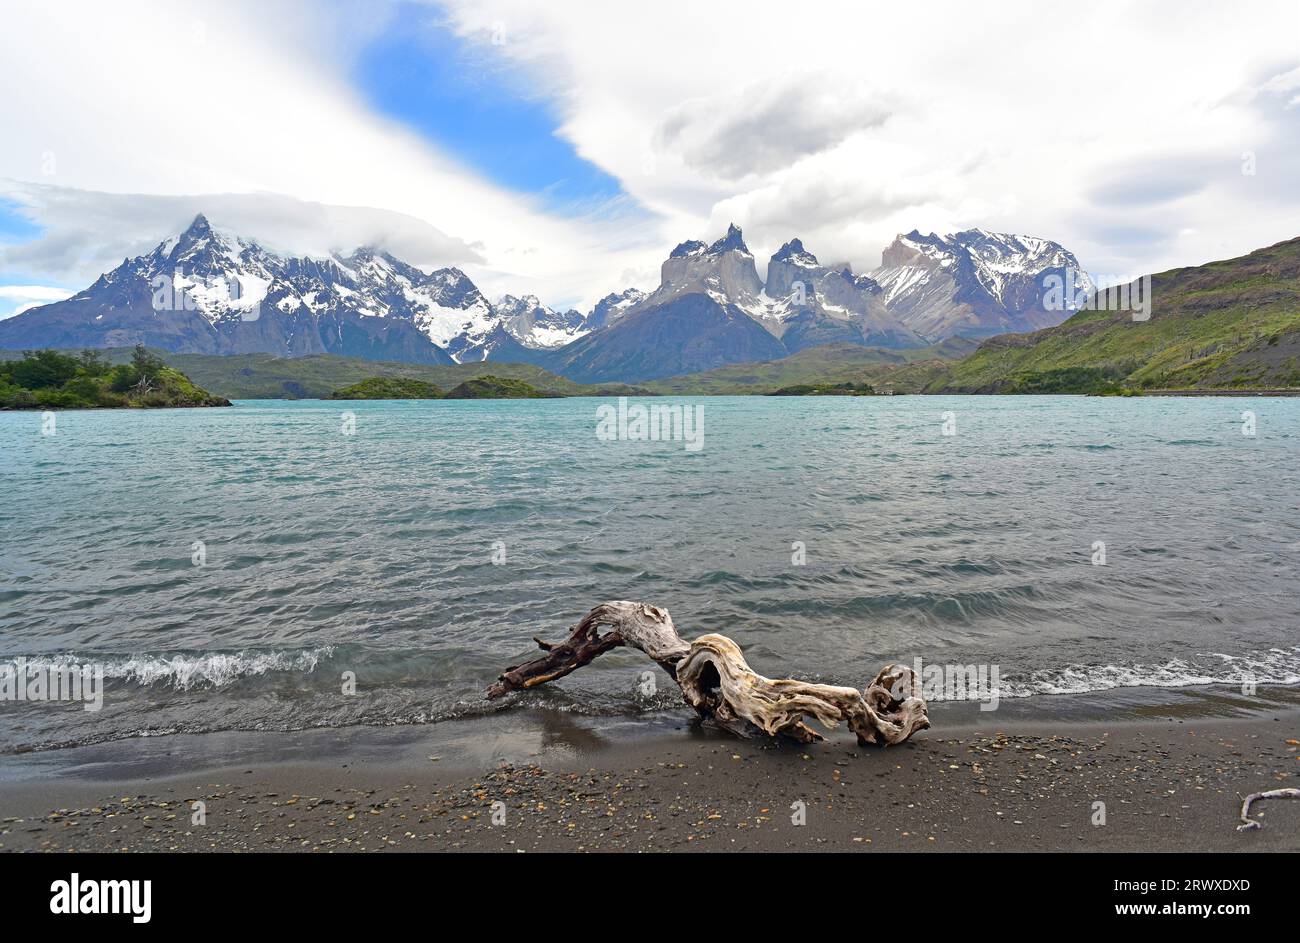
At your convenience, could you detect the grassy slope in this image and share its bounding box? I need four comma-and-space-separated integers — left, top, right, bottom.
928, 236, 1300, 392
0, 350, 650, 399
644, 338, 976, 394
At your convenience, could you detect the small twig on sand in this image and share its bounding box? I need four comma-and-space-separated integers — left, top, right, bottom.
1237, 787, 1300, 831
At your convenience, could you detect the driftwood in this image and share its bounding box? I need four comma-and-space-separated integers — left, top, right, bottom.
487, 601, 929, 747
1237, 787, 1300, 831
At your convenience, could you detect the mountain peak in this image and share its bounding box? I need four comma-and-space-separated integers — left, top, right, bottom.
497, 293, 546, 311
708, 223, 748, 255
669, 239, 708, 259
185, 213, 212, 235
772, 237, 818, 266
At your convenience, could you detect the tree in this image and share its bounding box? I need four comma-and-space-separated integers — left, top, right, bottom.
130, 344, 166, 382
77, 349, 110, 377
8, 349, 80, 390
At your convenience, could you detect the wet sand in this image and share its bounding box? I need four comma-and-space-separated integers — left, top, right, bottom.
2, 703, 1297, 853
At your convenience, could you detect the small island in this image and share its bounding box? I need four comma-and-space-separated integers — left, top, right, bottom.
328, 377, 444, 399
327, 374, 562, 400
766, 381, 876, 396
443, 376, 562, 399
0, 346, 230, 409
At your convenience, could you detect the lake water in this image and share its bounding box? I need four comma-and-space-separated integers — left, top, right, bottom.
2, 395, 1298, 754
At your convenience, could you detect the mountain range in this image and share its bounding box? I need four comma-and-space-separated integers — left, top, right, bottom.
0, 214, 1093, 383
14, 231, 1295, 398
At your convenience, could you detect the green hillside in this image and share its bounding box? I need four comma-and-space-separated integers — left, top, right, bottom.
928, 236, 1300, 393
644, 338, 975, 395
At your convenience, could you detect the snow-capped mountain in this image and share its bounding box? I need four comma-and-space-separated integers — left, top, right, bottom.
0, 215, 1094, 382
633, 225, 922, 351
0, 215, 602, 363
547, 225, 928, 382
0, 215, 457, 363
494, 294, 591, 348
547, 223, 1088, 382
763, 238, 924, 350
545, 226, 787, 383
871, 229, 1094, 340
587, 288, 646, 329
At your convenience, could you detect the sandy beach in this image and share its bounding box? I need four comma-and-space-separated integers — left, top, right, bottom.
3, 694, 1297, 853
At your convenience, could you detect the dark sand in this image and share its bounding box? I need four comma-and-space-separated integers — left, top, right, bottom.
2, 696, 1298, 852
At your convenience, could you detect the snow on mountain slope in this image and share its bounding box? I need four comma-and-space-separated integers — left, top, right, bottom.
871, 229, 1095, 340
587, 288, 646, 329
494, 294, 592, 349
0, 215, 595, 363
762, 238, 923, 349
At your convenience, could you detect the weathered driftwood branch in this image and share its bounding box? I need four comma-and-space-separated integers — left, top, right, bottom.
1237, 787, 1300, 831
487, 600, 929, 747
486, 602, 689, 698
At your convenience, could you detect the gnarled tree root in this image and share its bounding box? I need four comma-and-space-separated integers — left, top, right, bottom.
487, 600, 929, 747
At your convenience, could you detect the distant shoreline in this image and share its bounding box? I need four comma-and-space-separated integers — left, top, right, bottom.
1135, 388, 1300, 397
1, 401, 230, 411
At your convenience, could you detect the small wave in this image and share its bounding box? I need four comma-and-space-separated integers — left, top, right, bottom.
3, 647, 336, 691
1000, 646, 1300, 698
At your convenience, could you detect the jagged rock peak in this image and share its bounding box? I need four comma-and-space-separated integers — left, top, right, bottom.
707, 223, 748, 255
669, 239, 708, 259
772, 237, 819, 266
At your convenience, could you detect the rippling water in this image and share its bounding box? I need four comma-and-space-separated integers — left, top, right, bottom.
2, 395, 1298, 752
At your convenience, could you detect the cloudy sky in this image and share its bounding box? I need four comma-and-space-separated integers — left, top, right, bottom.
2, 0, 1299, 317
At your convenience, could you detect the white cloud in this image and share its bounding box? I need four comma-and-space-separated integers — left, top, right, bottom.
3, 0, 1300, 315
656, 76, 893, 180
0, 0, 669, 309
438, 0, 1300, 280
0, 285, 74, 320
0, 183, 483, 280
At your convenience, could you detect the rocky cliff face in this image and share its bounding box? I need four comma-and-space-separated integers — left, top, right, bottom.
763, 238, 923, 351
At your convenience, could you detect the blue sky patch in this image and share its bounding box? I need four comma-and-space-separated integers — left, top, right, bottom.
0, 199, 42, 244
354, 4, 633, 217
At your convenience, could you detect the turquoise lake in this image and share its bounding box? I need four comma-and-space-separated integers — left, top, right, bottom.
2, 395, 1298, 752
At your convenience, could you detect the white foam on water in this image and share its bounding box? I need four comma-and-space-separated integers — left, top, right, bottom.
999, 646, 1300, 698
5, 647, 336, 691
